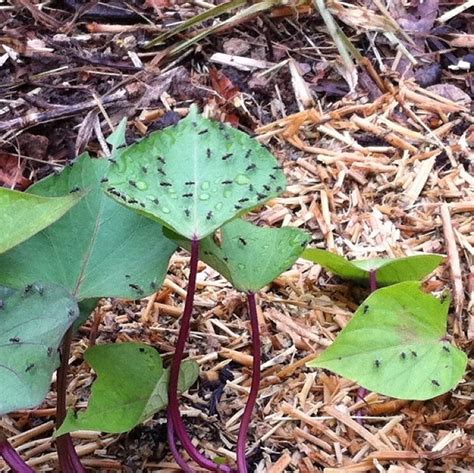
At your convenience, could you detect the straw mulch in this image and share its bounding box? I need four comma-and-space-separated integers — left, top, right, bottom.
0, 0, 472, 471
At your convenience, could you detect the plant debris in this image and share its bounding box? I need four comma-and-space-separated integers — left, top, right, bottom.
0, 0, 472, 471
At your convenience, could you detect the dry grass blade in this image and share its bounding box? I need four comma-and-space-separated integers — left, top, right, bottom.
166, 0, 280, 58
313, 0, 359, 90
145, 0, 246, 48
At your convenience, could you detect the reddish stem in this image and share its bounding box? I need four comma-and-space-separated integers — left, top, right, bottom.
369, 269, 377, 293
236, 293, 261, 473
167, 238, 233, 472
0, 439, 35, 473
167, 416, 195, 473
56, 328, 86, 473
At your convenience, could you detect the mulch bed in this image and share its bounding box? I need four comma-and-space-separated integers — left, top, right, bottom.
0, 1, 472, 471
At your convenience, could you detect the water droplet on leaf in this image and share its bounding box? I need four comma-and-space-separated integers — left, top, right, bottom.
235, 174, 250, 185
136, 181, 148, 191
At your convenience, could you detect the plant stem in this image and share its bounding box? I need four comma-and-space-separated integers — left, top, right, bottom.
369, 270, 377, 293
168, 238, 233, 472
55, 328, 86, 473
167, 416, 195, 473
0, 439, 35, 473
236, 292, 261, 473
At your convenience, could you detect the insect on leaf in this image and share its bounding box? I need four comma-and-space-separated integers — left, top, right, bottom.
0, 154, 177, 300
56, 343, 199, 435
0, 283, 79, 415
302, 249, 443, 286
106, 117, 128, 153
105, 105, 286, 240
308, 282, 467, 400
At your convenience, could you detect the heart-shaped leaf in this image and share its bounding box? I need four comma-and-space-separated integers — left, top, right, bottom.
170, 219, 310, 292
0, 187, 81, 255
56, 343, 199, 435
308, 282, 467, 400
0, 283, 79, 415
0, 154, 177, 300
105, 105, 286, 240
302, 249, 443, 286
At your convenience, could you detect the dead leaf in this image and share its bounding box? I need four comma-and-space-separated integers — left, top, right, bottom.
0, 152, 31, 189
209, 67, 240, 102
427, 83, 472, 106
223, 38, 250, 56
17, 133, 49, 161
391, 0, 439, 34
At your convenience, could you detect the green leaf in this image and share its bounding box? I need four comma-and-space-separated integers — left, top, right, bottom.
0, 187, 82, 255
0, 286, 15, 299
105, 105, 286, 240
0, 154, 177, 300
169, 219, 310, 292
308, 282, 467, 400
0, 283, 79, 415
106, 117, 128, 153
74, 298, 100, 329
56, 343, 199, 435
302, 249, 443, 286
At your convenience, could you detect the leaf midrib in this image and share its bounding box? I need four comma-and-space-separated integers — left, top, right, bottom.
72, 193, 105, 297
192, 124, 199, 239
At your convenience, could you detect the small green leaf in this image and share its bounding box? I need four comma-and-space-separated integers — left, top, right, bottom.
105, 105, 286, 240
74, 298, 100, 329
0, 283, 79, 415
308, 282, 467, 400
0, 154, 177, 300
0, 187, 81, 254
106, 118, 128, 153
56, 343, 199, 435
170, 219, 310, 292
302, 249, 443, 286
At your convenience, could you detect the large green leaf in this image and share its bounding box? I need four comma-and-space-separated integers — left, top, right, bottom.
0, 286, 15, 299
0, 154, 177, 300
170, 219, 310, 292
56, 343, 199, 435
0, 283, 79, 415
0, 187, 81, 255
302, 249, 443, 286
308, 282, 467, 400
105, 105, 286, 240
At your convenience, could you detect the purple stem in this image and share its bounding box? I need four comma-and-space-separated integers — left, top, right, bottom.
168, 238, 233, 473
167, 416, 195, 473
369, 269, 377, 293
236, 293, 261, 473
0, 439, 35, 473
56, 328, 86, 473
